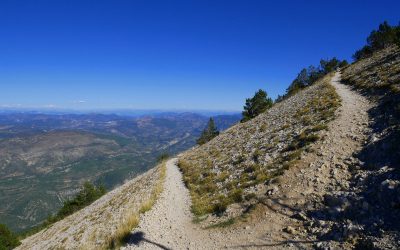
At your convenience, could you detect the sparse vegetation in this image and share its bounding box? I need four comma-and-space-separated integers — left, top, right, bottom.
0, 224, 20, 250
56, 182, 107, 220
278, 58, 347, 101
157, 152, 170, 163
108, 212, 139, 249
109, 160, 167, 248
205, 218, 236, 229
342, 40, 400, 167
179, 74, 340, 221
20, 182, 107, 239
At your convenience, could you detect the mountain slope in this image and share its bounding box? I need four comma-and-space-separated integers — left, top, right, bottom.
17, 47, 399, 249
123, 48, 399, 250
121, 72, 372, 249
179, 74, 340, 219
16, 163, 165, 249
16, 73, 345, 250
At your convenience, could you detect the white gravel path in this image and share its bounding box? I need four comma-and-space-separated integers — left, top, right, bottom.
121, 158, 214, 249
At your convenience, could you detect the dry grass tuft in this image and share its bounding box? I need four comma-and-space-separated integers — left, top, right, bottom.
107, 160, 167, 249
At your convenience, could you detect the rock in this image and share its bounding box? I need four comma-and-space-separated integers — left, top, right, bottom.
381, 179, 399, 190
283, 226, 296, 234
291, 212, 308, 221
314, 242, 324, 250
266, 186, 279, 196
348, 164, 361, 171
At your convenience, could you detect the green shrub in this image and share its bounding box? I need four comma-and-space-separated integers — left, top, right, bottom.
56, 182, 106, 219
244, 193, 257, 201
0, 224, 20, 250
205, 218, 236, 229
244, 164, 256, 173
311, 124, 328, 132
213, 200, 228, 216
157, 152, 170, 163
229, 189, 243, 203
20, 182, 106, 238
252, 149, 261, 162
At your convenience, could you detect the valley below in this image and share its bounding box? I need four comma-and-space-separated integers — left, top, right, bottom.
0, 112, 240, 232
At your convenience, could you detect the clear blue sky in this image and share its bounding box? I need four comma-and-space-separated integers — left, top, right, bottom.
0, 0, 399, 111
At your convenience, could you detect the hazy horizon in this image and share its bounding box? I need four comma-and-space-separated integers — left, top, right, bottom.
0, 106, 242, 117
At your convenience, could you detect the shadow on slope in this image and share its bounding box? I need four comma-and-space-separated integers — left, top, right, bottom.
305, 48, 400, 247
124, 231, 171, 250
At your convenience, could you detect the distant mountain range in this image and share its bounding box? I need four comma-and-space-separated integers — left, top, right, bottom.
0, 108, 240, 117
0, 111, 240, 232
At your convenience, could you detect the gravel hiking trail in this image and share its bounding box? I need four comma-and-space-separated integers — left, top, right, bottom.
121, 158, 214, 249
122, 72, 372, 249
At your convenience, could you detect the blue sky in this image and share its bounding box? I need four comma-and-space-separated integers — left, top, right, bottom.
0, 0, 399, 111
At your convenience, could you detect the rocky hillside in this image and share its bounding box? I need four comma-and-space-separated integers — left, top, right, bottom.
328, 46, 400, 249
16, 162, 165, 249
179, 74, 340, 221
175, 47, 400, 249
342, 45, 400, 167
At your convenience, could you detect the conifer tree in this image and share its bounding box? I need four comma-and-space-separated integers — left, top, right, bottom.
197, 118, 219, 145
241, 89, 273, 122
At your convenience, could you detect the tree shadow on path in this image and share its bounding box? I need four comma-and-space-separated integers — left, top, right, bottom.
124, 231, 171, 250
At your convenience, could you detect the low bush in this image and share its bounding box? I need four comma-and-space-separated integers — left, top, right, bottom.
212, 200, 228, 216
20, 182, 107, 238
55, 182, 106, 220
0, 224, 20, 250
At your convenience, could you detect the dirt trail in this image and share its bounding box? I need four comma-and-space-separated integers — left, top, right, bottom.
122, 72, 372, 249
121, 158, 214, 249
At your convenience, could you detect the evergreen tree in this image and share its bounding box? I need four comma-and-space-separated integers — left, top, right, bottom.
275, 94, 284, 103
367, 21, 397, 50
353, 21, 400, 61
339, 60, 349, 68
197, 118, 219, 145
320, 57, 341, 73
283, 57, 347, 99
241, 89, 273, 122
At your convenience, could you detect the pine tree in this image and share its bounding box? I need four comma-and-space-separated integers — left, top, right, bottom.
197, 118, 219, 145
353, 21, 400, 61
241, 89, 273, 122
